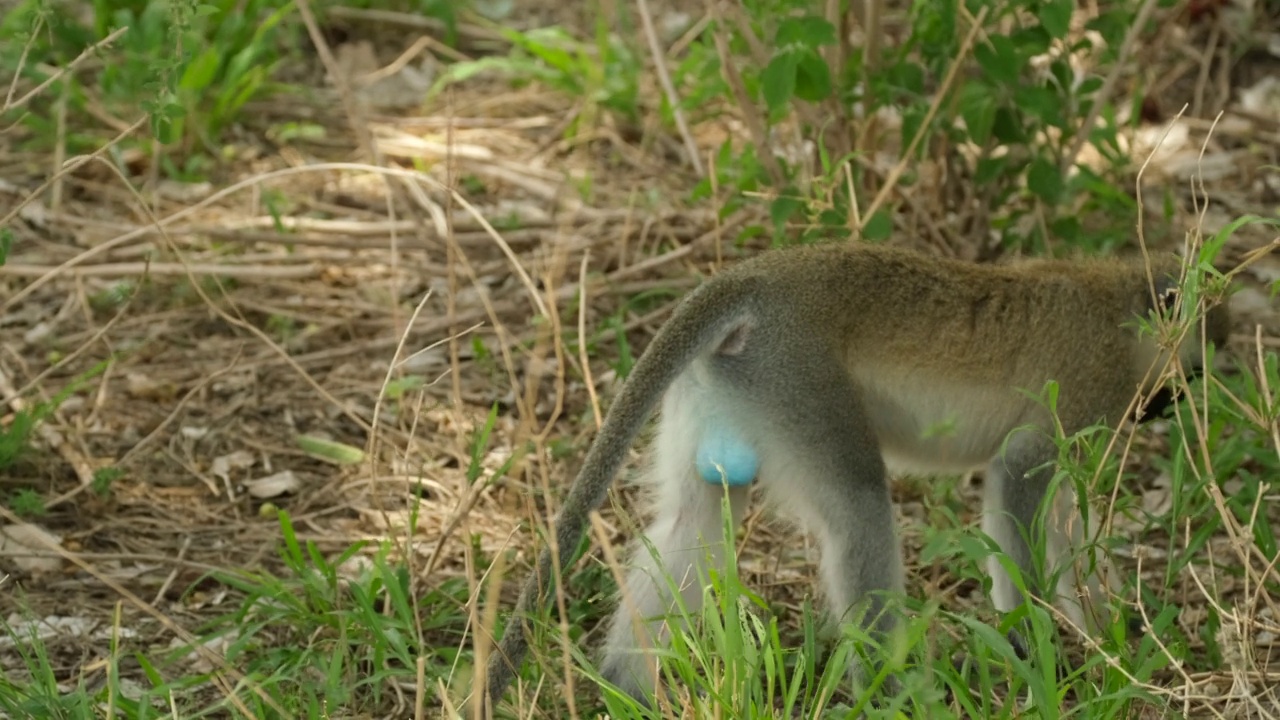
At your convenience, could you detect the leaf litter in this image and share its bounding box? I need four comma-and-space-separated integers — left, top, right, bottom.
0, 1, 1277, 716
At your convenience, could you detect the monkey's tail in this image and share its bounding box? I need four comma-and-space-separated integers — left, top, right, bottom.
481, 275, 762, 707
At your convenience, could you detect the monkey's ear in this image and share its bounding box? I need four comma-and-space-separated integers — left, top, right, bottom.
716, 320, 753, 356
1151, 277, 1181, 315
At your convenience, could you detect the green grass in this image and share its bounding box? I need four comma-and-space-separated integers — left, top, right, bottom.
1, 0, 297, 178
1, 0, 1276, 717
1, 325, 1272, 717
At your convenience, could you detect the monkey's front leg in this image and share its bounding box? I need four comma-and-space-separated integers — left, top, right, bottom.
983, 430, 1115, 639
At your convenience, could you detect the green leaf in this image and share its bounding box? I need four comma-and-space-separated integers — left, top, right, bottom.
217, 68, 264, 118
1207, 214, 1280, 260
916, 0, 957, 49
179, 48, 221, 92
1049, 215, 1082, 243
775, 17, 837, 47
992, 107, 1027, 144
385, 375, 426, 400
9, 488, 46, 516
974, 156, 1008, 185
1077, 76, 1103, 95
761, 54, 798, 112
518, 28, 577, 74
974, 36, 1019, 86
862, 210, 893, 240
1016, 85, 1062, 125
900, 106, 926, 154
224, 44, 262, 86
296, 434, 366, 465
770, 194, 804, 232
1038, 0, 1074, 39
959, 82, 997, 144
1085, 9, 1130, 50
1026, 157, 1063, 204
1010, 26, 1052, 56
1049, 57, 1075, 91
817, 209, 847, 229
793, 52, 832, 102
885, 60, 925, 94
151, 113, 177, 144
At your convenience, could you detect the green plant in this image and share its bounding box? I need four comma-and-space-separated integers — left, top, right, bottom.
2, 363, 109, 514
0, 613, 98, 720
672, 0, 1151, 254
0, 0, 295, 177
6, 489, 47, 517
0, 406, 42, 472
178, 510, 473, 713
430, 23, 641, 134
91, 466, 124, 496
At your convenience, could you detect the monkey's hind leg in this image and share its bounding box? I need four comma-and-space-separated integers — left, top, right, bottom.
598, 386, 751, 701
753, 361, 906, 691
983, 430, 1113, 640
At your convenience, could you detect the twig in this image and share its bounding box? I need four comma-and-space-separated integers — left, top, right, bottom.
0, 115, 148, 257
1060, 0, 1160, 174
861, 7, 988, 230
83, 156, 377, 435
1, 161, 548, 316
3, 12, 40, 107
635, 0, 705, 176
0, 262, 321, 279
709, 2, 784, 187
577, 252, 603, 430
294, 0, 376, 161
2, 27, 128, 114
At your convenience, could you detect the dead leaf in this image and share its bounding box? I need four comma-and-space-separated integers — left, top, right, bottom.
0, 523, 63, 574
244, 470, 301, 499
210, 450, 255, 482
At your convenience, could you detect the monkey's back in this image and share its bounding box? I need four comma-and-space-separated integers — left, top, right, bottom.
719, 242, 1175, 432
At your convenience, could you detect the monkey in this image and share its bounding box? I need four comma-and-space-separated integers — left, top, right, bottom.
477, 240, 1231, 709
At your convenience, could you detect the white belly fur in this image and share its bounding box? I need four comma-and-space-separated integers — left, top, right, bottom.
855, 370, 1034, 476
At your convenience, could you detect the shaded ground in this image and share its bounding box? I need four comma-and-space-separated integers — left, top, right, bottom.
1, 2, 1278, 717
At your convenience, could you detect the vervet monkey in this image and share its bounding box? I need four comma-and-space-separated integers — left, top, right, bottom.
479, 241, 1230, 707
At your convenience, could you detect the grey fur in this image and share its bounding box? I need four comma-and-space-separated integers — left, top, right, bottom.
477, 241, 1230, 710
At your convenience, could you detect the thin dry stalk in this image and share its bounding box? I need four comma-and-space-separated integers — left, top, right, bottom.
0, 117, 147, 273
708, 2, 784, 187
861, 6, 988, 232
1060, 0, 1160, 174
2, 27, 128, 114
0, 261, 321, 279
635, 0, 704, 177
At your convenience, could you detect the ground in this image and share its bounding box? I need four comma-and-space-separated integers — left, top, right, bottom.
0, 1, 1278, 718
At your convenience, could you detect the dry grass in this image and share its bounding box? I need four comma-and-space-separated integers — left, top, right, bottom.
0, 1, 1278, 717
